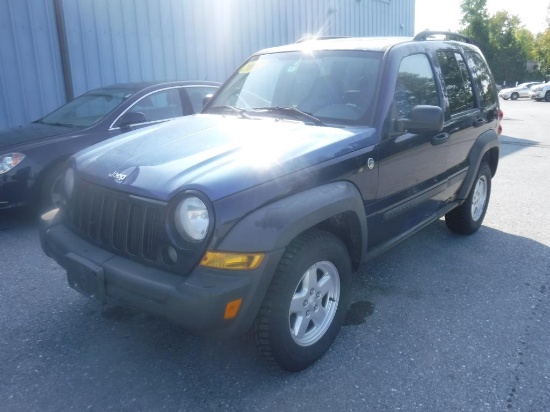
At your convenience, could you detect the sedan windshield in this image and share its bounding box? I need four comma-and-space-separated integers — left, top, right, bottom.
207, 50, 382, 126
38, 88, 135, 128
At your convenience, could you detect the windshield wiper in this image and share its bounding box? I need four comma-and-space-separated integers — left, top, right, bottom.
251, 107, 326, 126
37, 121, 77, 127
208, 105, 251, 119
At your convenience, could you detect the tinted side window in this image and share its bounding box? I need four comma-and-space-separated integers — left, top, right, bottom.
128, 88, 184, 123
185, 86, 219, 113
437, 51, 475, 115
466, 50, 498, 109
393, 53, 439, 119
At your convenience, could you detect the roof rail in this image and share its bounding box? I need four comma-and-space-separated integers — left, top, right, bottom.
296, 36, 349, 43
413, 31, 475, 44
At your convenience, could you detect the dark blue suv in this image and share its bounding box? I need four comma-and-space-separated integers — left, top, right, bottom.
40, 31, 501, 371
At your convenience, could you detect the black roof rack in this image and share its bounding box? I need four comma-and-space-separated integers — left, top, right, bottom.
413, 30, 475, 44
296, 36, 349, 43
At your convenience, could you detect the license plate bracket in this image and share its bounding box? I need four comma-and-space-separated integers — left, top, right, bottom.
65, 252, 106, 303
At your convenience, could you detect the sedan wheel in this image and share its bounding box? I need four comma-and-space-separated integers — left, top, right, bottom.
510, 92, 519, 100
545, 91, 550, 102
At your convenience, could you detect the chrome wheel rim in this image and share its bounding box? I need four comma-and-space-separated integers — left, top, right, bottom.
471, 175, 488, 221
289, 261, 340, 346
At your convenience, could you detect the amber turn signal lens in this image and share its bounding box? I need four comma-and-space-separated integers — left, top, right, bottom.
200, 251, 264, 270
224, 298, 243, 319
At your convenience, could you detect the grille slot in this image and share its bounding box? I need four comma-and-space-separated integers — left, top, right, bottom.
67, 182, 163, 263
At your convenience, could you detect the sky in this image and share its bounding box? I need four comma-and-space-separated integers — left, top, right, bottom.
415, 0, 550, 35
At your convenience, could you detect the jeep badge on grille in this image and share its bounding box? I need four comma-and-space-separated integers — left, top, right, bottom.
108, 171, 127, 183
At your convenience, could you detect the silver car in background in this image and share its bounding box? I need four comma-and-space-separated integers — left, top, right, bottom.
529, 82, 550, 102
498, 82, 543, 100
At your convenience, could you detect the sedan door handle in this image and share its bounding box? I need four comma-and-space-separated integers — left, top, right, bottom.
431, 132, 450, 146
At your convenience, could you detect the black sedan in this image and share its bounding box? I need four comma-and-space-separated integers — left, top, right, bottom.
0, 80, 220, 212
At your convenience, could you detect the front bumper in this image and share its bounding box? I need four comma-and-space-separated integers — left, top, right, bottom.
529, 91, 544, 99
0, 172, 32, 209
40, 209, 284, 338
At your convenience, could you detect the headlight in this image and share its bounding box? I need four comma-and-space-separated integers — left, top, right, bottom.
174, 196, 209, 241
0, 152, 25, 174
64, 167, 75, 199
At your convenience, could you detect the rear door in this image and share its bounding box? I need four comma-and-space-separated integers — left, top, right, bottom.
437, 49, 486, 182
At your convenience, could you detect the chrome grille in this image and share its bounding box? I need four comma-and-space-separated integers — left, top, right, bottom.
67, 181, 162, 262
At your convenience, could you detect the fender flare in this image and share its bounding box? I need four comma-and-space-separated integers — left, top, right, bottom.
218, 181, 368, 257
457, 128, 499, 200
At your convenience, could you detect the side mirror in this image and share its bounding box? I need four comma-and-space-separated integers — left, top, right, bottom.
202, 94, 213, 109
118, 111, 146, 128
396, 105, 443, 134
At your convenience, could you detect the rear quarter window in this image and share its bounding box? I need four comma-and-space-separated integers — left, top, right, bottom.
465, 50, 498, 110
437, 50, 476, 115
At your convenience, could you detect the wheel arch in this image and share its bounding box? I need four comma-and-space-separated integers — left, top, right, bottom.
457, 129, 499, 200
217, 181, 368, 271
33, 157, 71, 208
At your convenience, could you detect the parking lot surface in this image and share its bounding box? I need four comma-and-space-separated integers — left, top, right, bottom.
1, 98, 549, 411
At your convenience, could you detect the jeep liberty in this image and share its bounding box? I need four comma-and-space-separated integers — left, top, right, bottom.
40, 31, 502, 371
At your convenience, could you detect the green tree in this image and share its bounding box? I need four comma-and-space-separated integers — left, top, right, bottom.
534, 30, 550, 79
487, 11, 535, 85
533, 4, 550, 79
460, 0, 491, 59
459, 0, 547, 85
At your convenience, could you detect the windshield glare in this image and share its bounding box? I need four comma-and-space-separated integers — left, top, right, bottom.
208, 50, 382, 125
40, 88, 135, 127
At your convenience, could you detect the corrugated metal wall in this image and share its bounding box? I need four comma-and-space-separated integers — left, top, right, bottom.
0, 0, 415, 130
0, 0, 65, 130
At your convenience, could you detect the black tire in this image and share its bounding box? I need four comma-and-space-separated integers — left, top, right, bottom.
253, 229, 352, 371
545, 91, 550, 102
510, 92, 519, 100
445, 162, 491, 235
39, 162, 66, 213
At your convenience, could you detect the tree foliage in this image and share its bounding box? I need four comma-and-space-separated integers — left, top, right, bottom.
459, 0, 550, 85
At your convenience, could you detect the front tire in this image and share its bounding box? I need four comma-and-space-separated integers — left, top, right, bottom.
510, 92, 519, 100
445, 162, 491, 235
545, 91, 550, 102
253, 230, 352, 371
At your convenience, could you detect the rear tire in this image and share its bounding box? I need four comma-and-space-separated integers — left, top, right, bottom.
445, 163, 491, 235
253, 230, 352, 371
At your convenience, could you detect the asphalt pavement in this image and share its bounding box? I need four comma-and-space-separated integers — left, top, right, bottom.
1, 98, 549, 411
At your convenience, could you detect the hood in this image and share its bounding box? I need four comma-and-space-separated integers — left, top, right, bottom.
74, 114, 376, 201
0, 122, 82, 149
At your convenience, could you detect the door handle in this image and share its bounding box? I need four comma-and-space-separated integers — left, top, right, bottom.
431, 132, 450, 145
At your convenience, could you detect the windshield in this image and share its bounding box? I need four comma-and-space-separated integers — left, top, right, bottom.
38, 87, 135, 128
207, 50, 382, 126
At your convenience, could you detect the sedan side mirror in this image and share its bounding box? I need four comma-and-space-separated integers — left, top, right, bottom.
202, 94, 214, 109
118, 111, 146, 128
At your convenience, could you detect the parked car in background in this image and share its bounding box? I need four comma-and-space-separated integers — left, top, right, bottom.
529, 82, 550, 101
498, 82, 543, 100
0, 81, 220, 211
